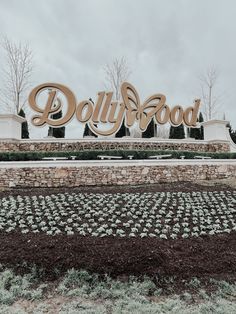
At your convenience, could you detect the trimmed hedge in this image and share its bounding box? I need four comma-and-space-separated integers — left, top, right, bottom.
1, 150, 236, 161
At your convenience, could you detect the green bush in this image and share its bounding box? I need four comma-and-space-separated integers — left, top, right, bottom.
0, 150, 236, 161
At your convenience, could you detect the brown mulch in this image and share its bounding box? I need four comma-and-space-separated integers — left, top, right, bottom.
0, 232, 235, 283
0, 181, 233, 197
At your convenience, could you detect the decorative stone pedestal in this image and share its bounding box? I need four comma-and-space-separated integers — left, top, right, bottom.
201, 119, 236, 152
0, 114, 26, 140
201, 120, 229, 141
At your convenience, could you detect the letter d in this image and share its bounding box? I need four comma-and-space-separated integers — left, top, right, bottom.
183, 99, 201, 127
29, 83, 76, 127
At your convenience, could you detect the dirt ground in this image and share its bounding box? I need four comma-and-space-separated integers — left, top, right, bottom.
0, 180, 234, 197
0, 180, 235, 289
0, 231, 235, 287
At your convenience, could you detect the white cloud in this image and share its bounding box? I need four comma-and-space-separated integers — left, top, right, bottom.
0, 0, 235, 138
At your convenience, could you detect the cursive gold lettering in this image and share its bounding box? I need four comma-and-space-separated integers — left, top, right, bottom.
76, 100, 93, 122
100, 92, 113, 123
155, 104, 170, 125
29, 83, 76, 127
183, 99, 201, 126
170, 106, 184, 126
28, 82, 201, 136
91, 92, 105, 123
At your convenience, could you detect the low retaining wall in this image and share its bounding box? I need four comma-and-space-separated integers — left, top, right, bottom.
0, 139, 230, 153
0, 160, 235, 189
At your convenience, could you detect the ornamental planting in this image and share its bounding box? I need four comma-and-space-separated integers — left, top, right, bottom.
0, 191, 236, 239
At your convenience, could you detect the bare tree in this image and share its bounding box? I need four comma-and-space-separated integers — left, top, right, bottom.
103, 57, 131, 137
104, 56, 131, 100
0, 37, 33, 114
199, 66, 221, 121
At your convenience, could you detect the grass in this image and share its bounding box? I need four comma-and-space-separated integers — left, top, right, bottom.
0, 267, 235, 313
0, 267, 46, 305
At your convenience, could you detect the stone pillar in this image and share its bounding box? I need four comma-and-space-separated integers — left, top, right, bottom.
201, 119, 229, 141
0, 114, 26, 140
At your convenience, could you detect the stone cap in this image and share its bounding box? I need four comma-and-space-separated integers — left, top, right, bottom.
0, 114, 26, 123
201, 119, 229, 126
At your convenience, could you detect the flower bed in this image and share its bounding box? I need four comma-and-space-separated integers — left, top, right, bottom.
1, 190, 236, 239
0, 183, 236, 282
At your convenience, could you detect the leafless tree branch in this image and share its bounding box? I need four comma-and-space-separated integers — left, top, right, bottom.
103, 56, 131, 100
0, 37, 33, 114
198, 66, 221, 120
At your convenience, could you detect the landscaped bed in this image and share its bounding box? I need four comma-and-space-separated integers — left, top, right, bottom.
0, 182, 235, 286
1, 188, 236, 239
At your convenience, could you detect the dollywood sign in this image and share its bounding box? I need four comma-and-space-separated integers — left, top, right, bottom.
28, 82, 201, 136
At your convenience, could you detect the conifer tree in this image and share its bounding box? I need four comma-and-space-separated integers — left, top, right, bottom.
169, 124, 185, 139
19, 109, 29, 139
230, 130, 236, 143
142, 119, 155, 138
227, 122, 236, 143
189, 112, 204, 140
83, 123, 98, 137
48, 111, 65, 138
199, 112, 204, 140
115, 121, 130, 137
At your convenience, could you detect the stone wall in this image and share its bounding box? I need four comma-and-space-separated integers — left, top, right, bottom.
0, 139, 230, 153
1, 161, 235, 189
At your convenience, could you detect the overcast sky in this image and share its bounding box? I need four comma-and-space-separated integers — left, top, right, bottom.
0, 0, 236, 138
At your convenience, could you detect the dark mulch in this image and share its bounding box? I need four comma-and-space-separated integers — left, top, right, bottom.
0, 231, 235, 284
0, 181, 233, 197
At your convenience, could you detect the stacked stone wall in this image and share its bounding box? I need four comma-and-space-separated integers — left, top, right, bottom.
0, 162, 235, 189
0, 140, 230, 153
